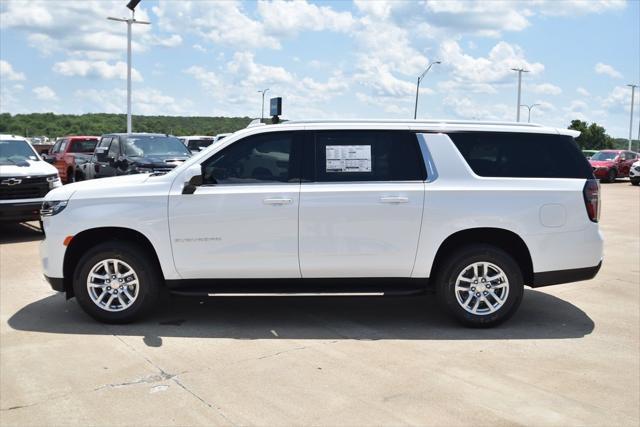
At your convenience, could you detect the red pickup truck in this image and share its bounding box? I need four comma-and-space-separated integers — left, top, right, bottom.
44, 136, 99, 183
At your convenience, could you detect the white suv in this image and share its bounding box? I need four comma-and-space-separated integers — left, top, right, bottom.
1, 135, 61, 223
40, 120, 603, 327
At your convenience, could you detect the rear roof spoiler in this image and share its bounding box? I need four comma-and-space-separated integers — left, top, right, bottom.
559, 129, 580, 138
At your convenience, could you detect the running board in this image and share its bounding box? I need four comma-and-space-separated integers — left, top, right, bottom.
166, 278, 430, 297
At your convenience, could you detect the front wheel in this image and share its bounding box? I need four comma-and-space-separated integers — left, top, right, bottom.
436, 245, 524, 327
631, 178, 640, 186
73, 241, 161, 323
605, 169, 617, 183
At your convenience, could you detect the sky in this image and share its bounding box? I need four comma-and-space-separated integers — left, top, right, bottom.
0, 0, 639, 138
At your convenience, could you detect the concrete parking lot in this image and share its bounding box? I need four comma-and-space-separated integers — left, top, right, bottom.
1, 181, 638, 426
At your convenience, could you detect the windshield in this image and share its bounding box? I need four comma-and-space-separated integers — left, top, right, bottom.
591, 151, 618, 161
0, 139, 39, 165
188, 139, 214, 150
123, 136, 191, 157
69, 139, 98, 153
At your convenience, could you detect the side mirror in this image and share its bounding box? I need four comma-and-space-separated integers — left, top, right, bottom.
182, 164, 203, 195
95, 147, 108, 163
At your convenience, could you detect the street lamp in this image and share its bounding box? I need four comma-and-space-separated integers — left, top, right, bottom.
519, 103, 540, 123
108, 0, 150, 134
258, 88, 270, 122
414, 61, 441, 119
627, 84, 638, 151
511, 67, 530, 122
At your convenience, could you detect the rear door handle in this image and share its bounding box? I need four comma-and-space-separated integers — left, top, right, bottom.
263, 197, 293, 205
380, 196, 409, 204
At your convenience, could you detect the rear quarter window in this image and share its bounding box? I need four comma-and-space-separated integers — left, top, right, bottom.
448, 132, 594, 179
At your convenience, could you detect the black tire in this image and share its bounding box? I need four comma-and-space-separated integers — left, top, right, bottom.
631, 178, 640, 186
67, 169, 75, 184
73, 241, 161, 323
74, 170, 85, 182
435, 244, 524, 328
605, 169, 617, 183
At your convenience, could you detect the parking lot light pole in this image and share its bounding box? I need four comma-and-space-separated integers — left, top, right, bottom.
520, 103, 540, 123
258, 88, 270, 122
511, 68, 529, 122
414, 61, 441, 120
627, 84, 637, 151
108, 0, 149, 134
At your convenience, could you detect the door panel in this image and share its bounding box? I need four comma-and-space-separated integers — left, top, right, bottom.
169, 184, 301, 278
299, 182, 424, 277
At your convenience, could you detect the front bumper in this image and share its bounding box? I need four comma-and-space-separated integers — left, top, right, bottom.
0, 200, 42, 222
591, 168, 609, 178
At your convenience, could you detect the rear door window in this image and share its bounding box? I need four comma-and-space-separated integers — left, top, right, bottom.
313, 130, 425, 182
448, 132, 593, 179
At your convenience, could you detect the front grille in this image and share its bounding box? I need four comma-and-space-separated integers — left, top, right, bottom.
0, 176, 50, 200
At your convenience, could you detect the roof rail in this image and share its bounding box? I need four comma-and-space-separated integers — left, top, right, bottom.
283, 119, 545, 127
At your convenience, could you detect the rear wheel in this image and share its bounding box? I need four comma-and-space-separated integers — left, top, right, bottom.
73, 241, 161, 323
436, 244, 524, 327
67, 168, 75, 183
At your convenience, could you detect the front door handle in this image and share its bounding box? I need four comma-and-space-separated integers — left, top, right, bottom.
380, 196, 409, 204
263, 197, 293, 205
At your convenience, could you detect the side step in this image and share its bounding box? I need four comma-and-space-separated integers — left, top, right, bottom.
166, 278, 430, 297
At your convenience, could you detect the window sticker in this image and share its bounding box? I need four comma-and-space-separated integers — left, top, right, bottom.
326, 145, 372, 173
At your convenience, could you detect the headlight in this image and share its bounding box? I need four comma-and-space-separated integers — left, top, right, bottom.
41, 200, 68, 217
46, 174, 62, 189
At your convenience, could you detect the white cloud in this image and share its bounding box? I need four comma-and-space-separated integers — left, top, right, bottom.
442, 95, 511, 120
577, 87, 591, 97
439, 40, 544, 89
32, 86, 57, 101
192, 44, 207, 53
529, 83, 562, 95
601, 86, 640, 112
147, 34, 183, 48
74, 87, 191, 116
53, 60, 142, 81
0, 60, 26, 81
595, 62, 622, 79
257, 0, 354, 36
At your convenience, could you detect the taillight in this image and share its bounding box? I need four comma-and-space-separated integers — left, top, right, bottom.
583, 179, 600, 222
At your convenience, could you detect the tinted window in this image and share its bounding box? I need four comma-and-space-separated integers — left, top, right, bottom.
97, 137, 112, 149
187, 139, 214, 151
202, 132, 295, 185
69, 139, 98, 153
449, 132, 593, 179
123, 135, 190, 157
314, 131, 425, 182
108, 137, 120, 157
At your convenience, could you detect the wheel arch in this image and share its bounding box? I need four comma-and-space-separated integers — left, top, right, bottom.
62, 227, 164, 298
430, 228, 534, 286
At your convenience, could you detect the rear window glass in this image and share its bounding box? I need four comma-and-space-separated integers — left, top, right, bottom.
448, 132, 593, 179
69, 139, 98, 153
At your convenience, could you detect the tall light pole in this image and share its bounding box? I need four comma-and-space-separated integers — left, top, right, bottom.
511, 68, 529, 122
414, 60, 441, 119
108, 0, 149, 134
520, 103, 540, 123
258, 88, 270, 121
627, 84, 637, 151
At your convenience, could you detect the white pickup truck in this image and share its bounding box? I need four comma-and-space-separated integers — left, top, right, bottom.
40, 120, 603, 327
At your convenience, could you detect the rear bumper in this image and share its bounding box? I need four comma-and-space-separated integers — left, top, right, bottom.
44, 274, 65, 292
0, 200, 42, 222
531, 261, 602, 288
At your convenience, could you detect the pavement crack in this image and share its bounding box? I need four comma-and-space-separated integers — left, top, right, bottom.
171, 376, 236, 426
93, 371, 179, 391
256, 345, 308, 360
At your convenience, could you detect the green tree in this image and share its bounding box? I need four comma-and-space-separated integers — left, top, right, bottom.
568, 119, 614, 150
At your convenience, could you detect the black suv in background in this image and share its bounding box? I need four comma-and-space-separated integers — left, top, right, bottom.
78, 133, 191, 180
